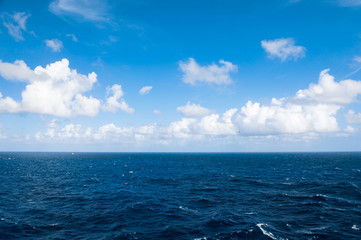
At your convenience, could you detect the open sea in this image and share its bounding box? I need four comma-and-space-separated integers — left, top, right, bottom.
0, 152, 360, 239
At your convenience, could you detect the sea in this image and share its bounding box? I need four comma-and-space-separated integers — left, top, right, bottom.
0, 152, 360, 240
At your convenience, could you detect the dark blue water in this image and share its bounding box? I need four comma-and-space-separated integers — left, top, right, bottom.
0, 153, 360, 239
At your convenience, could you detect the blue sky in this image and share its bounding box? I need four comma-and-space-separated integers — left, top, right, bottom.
1, 0, 361, 151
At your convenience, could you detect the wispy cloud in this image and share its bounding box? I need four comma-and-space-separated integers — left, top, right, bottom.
261, 38, 306, 61
152, 109, 162, 115
49, 0, 111, 22
179, 58, 238, 85
337, 0, 361, 6
66, 33, 77, 42
139, 86, 152, 95
1, 12, 30, 41
45, 39, 63, 52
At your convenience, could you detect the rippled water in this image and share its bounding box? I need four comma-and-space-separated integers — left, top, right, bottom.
0, 152, 360, 239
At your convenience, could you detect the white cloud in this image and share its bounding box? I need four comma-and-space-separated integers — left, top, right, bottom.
2, 12, 30, 41
295, 69, 361, 105
167, 118, 197, 139
0, 58, 100, 117
345, 110, 361, 124
45, 39, 63, 52
236, 101, 340, 135
177, 102, 214, 118
337, 0, 361, 6
235, 69, 361, 135
0, 60, 36, 81
261, 38, 306, 61
198, 109, 238, 136
354, 56, 361, 63
103, 84, 134, 114
49, 0, 110, 22
167, 109, 237, 137
179, 58, 238, 85
139, 86, 152, 95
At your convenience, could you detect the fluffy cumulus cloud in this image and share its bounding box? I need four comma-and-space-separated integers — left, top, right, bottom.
236, 101, 340, 135
261, 38, 306, 61
234, 69, 361, 135
139, 86, 152, 95
0, 58, 135, 117
177, 102, 214, 118
295, 69, 361, 104
45, 39, 63, 52
0, 58, 100, 117
103, 84, 134, 114
49, 0, 110, 22
23, 68, 361, 146
2, 12, 30, 41
179, 58, 238, 85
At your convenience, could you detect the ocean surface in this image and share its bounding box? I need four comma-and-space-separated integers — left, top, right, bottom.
0, 152, 360, 239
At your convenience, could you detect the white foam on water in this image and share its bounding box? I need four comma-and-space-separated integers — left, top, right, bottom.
245, 212, 256, 215
179, 206, 198, 213
352, 224, 360, 230
256, 223, 277, 240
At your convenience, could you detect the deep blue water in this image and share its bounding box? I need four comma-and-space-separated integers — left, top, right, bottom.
0, 152, 360, 239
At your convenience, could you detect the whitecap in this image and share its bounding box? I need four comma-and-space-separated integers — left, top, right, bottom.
179, 206, 198, 213
256, 223, 277, 240
352, 224, 360, 230
245, 212, 256, 215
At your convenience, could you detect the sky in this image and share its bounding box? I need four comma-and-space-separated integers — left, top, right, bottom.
1, 0, 361, 152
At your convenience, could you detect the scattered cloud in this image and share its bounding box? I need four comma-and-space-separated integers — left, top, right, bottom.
261, 38, 306, 61
66, 33, 77, 42
139, 86, 152, 95
103, 84, 134, 114
6, 67, 361, 145
345, 110, 361, 124
1, 12, 30, 41
179, 58, 238, 85
177, 102, 214, 118
45, 39, 63, 52
49, 0, 110, 22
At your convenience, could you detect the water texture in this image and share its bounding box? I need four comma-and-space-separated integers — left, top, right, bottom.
0, 152, 360, 239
